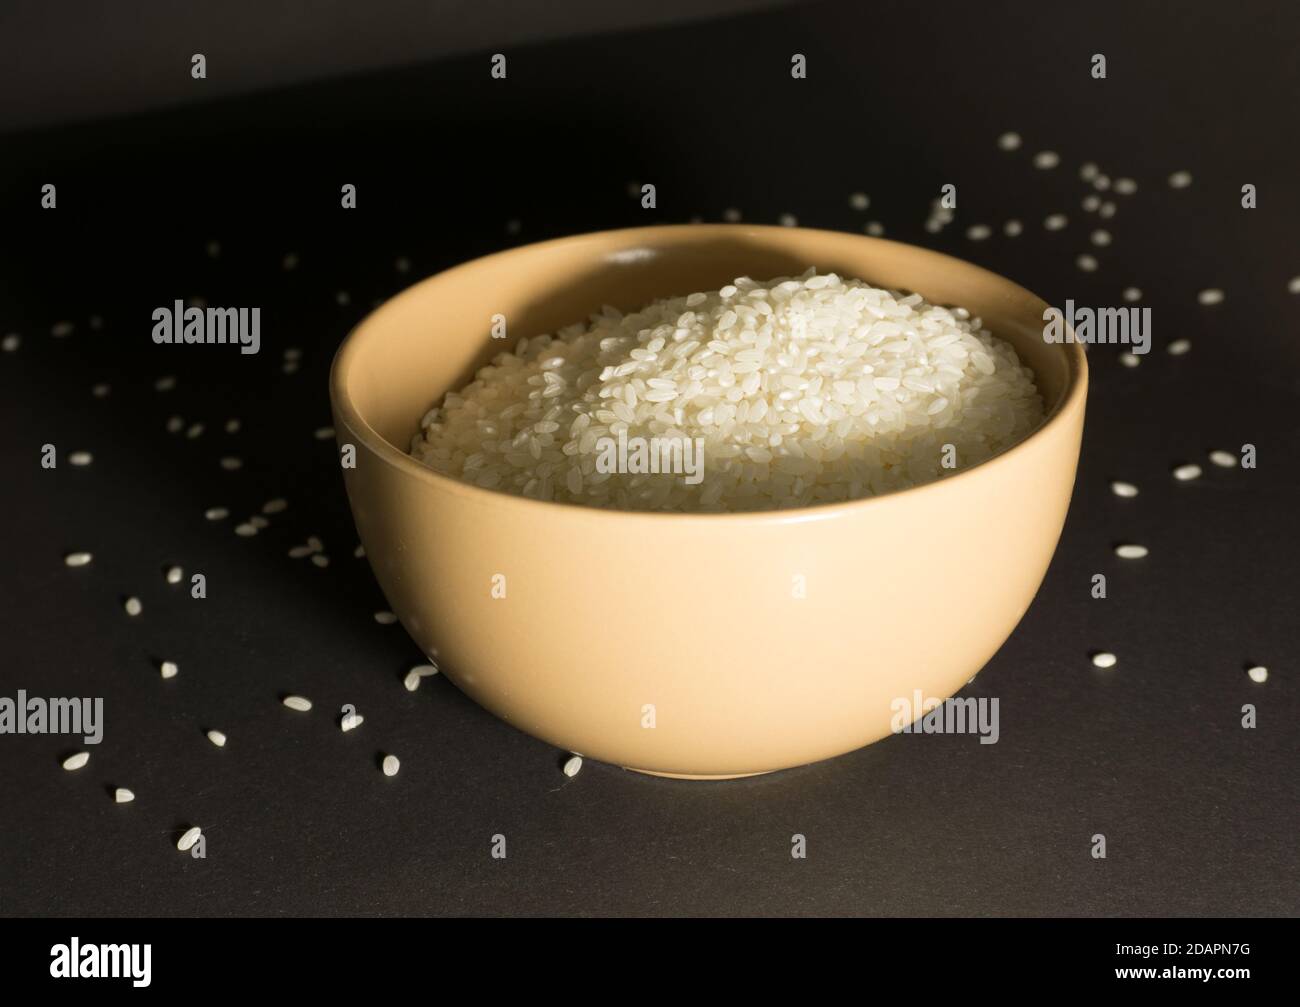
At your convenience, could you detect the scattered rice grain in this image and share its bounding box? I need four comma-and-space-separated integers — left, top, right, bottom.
62, 751, 89, 771
341, 711, 364, 732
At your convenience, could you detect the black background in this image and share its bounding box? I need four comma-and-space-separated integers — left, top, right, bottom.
1, 0, 1297, 917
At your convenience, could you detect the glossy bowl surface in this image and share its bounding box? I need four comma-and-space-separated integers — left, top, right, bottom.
330, 225, 1087, 778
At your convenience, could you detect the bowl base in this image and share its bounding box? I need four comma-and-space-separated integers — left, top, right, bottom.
624, 766, 775, 780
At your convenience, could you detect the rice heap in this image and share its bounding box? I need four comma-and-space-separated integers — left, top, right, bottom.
410, 270, 1043, 512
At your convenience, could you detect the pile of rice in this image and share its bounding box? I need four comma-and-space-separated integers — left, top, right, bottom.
409, 270, 1043, 512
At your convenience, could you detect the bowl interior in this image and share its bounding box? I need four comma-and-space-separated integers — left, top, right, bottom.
337, 225, 1077, 470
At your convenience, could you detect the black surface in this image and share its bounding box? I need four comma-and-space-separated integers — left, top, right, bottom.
1, 0, 1297, 917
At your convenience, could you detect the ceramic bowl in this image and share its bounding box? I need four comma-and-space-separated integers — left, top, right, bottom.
330, 225, 1087, 778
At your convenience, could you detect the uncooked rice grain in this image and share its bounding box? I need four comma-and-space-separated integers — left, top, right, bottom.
124, 597, 142, 616
1247, 666, 1268, 684
1173, 464, 1202, 481
1115, 544, 1149, 559
62, 752, 89, 770
207, 729, 227, 747
114, 788, 135, 803
177, 826, 202, 851
1209, 450, 1237, 468
563, 755, 583, 778
1110, 481, 1139, 498
65, 551, 93, 567
160, 661, 178, 679
410, 271, 1044, 513
382, 755, 400, 777
341, 711, 364, 732
1092, 652, 1118, 669
283, 695, 312, 711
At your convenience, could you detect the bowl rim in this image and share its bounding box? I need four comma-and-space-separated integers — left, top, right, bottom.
330, 223, 1087, 525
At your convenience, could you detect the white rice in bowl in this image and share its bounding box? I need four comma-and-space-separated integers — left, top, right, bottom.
409, 270, 1044, 512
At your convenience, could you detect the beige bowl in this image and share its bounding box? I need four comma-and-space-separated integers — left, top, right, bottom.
330, 225, 1086, 779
